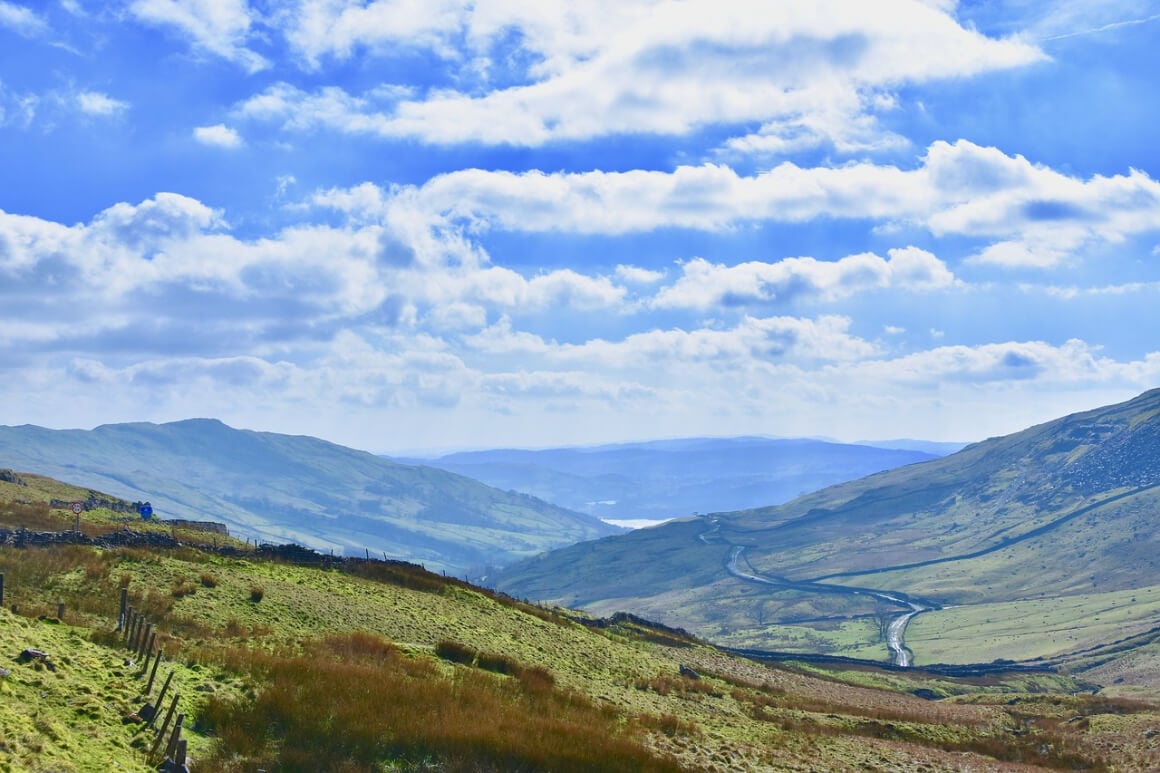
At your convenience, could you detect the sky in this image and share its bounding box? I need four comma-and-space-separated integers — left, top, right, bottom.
2, 0, 1160, 455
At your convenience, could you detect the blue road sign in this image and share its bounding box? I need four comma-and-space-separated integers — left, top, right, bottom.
139, 503, 153, 520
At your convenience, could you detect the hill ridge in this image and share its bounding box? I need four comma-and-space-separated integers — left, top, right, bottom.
0, 420, 618, 575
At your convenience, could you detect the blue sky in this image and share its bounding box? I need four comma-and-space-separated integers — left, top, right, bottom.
2, 0, 1160, 454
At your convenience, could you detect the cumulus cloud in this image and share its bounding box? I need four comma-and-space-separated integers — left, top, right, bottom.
615, 265, 665, 284
129, 0, 269, 72
6, 189, 1160, 450
193, 123, 243, 148
378, 140, 1160, 268
241, 0, 1043, 150
652, 248, 957, 310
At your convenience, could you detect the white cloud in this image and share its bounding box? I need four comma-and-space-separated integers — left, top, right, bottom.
419, 265, 626, 313
76, 91, 129, 116
466, 314, 879, 368
378, 140, 1160, 268
846, 338, 1143, 386
652, 248, 957, 310
130, 0, 269, 72
0, 1, 47, 37
193, 123, 243, 148
615, 264, 665, 284
2, 85, 131, 128
283, 0, 468, 67
246, 0, 1043, 150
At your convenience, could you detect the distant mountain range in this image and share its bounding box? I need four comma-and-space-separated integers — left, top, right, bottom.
493, 388, 1160, 659
0, 419, 618, 574
403, 437, 949, 524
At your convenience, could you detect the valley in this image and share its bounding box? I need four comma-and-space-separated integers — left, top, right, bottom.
6, 390, 1160, 768
494, 389, 1160, 692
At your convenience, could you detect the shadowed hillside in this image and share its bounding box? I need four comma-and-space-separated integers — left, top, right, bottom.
0, 419, 619, 575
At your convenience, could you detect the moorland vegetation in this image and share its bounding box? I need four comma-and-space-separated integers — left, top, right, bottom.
3, 472, 1160, 770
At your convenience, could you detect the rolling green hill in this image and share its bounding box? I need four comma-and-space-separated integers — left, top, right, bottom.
0, 419, 619, 575
494, 388, 1160, 679
4, 474, 1160, 771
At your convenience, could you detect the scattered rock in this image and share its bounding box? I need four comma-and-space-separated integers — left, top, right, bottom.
0, 469, 26, 486
679, 664, 700, 680
17, 648, 57, 672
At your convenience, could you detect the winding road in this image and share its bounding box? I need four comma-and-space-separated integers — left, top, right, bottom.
703, 484, 1159, 667
723, 545, 932, 666
701, 516, 934, 665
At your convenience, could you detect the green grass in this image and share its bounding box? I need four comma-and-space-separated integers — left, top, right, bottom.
6, 476, 1160, 771
908, 585, 1160, 666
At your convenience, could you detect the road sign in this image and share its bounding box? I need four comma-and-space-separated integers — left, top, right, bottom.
139, 503, 153, 520
71, 502, 83, 515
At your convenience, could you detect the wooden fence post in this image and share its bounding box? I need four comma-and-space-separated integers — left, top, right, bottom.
56, 603, 64, 621
138, 623, 153, 659
145, 643, 162, 694
149, 671, 175, 729
118, 587, 128, 630
0, 573, 5, 606
175, 738, 187, 767
122, 608, 134, 644
150, 693, 180, 759
141, 630, 157, 676
165, 714, 185, 761
129, 614, 142, 651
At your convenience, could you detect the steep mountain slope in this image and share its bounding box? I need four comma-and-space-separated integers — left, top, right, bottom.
407, 437, 942, 523
0, 419, 618, 573
494, 388, 1160, 665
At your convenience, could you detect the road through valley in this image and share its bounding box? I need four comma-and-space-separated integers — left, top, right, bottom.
723, 543, 934, 667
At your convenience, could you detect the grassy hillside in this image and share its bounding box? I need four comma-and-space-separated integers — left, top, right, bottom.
494, 389, 1160, 677
0, 420, 619, 575
5, 475, 1160, 770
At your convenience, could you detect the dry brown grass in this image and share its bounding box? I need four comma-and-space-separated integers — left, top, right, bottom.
195, 631, 688, 772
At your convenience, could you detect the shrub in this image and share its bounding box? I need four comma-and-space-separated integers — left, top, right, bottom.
199, 572, 219, 588
475, 651, 518, 675
249, 585, 265, 603
516, 665, 555, 694
171, 577, 197, 598
434, 639, 476, 666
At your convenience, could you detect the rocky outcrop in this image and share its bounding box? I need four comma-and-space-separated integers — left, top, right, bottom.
0, 470, 26, 486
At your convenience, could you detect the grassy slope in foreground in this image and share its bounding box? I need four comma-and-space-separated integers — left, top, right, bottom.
4, 478, 1160, 770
